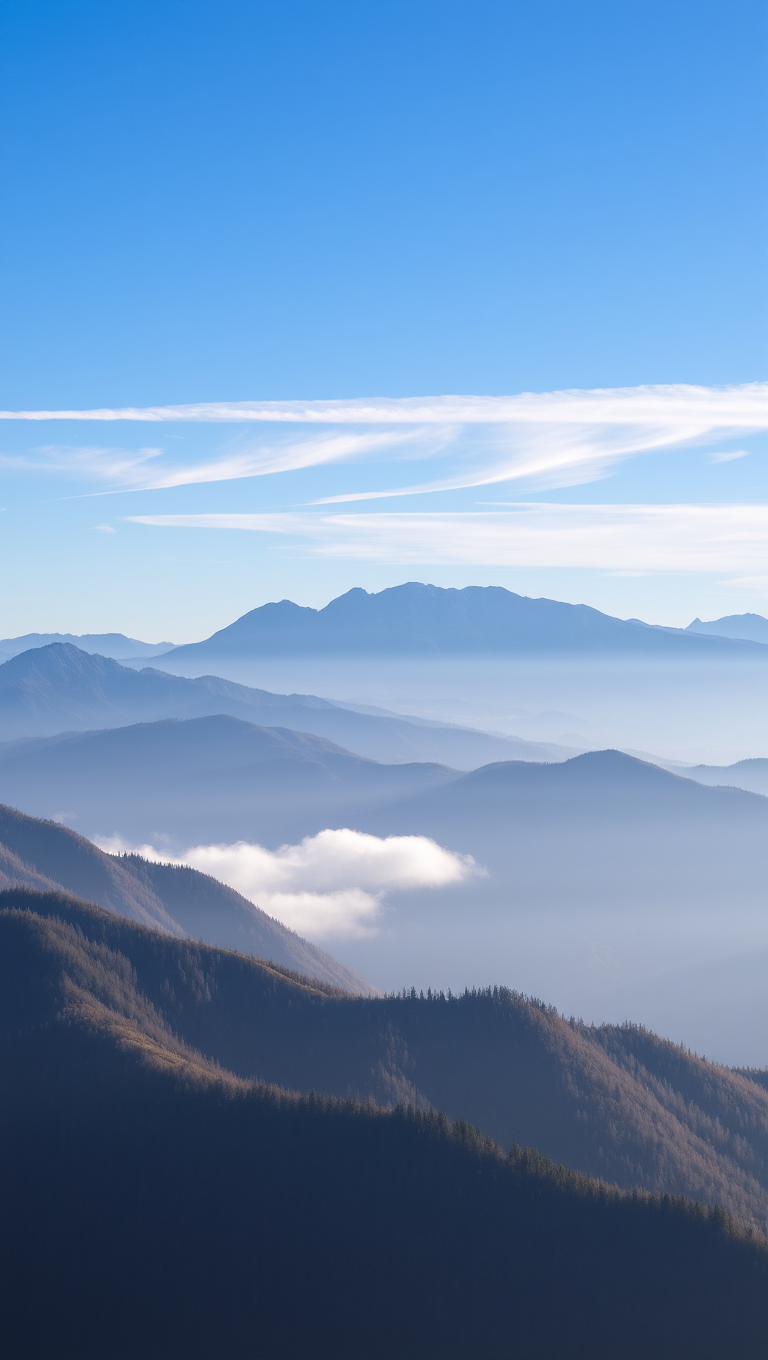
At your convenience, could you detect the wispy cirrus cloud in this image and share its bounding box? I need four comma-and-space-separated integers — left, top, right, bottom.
0, 444, 164, 483
2, 383, 766, 428
128, 503, 768, 574
710, 449, 750, 463
2, 383, 767, 497
1, 430, 439, 493
98, 827, 478, 940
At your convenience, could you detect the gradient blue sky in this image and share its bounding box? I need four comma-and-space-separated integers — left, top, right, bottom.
1, 0, 766, 640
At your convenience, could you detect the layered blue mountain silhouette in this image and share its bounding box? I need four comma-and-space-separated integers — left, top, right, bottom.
3, 720, 766, 922
677, 757, 768, 796
163, 583, 768, 659
0, 630, 174, 661
686, 612, 768, 644
0, 643, 565, 764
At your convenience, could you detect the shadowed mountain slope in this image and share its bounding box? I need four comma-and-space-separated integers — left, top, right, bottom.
166, 581, 768, 660
4, 885, 768, 1234
1, 888, 765, 1359
0, 806, 374, 994
0, 642, 560, 764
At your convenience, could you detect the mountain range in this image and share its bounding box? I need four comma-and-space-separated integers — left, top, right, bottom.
0, 642, 566, 763
687, 613, 768, 644
0, 629, 174, 662
0, 713, 456, 845
4, 714, 768, 1058
4, 717, 766, 908
678, 757, 768, 797
2, 884, 765, 1357
0, 803, 373, 995
6, 593, 766, 665
160, 583, 768, 661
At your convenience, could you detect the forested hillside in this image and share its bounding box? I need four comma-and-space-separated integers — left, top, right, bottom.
0, 805, 375, 994
1, 887, 765, 1359
4, 885, 767, 1234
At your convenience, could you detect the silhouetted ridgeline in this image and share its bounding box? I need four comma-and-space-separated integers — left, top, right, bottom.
166, 582, 768, 658
687, 612, 768, 644
0, 803, 375, 994
1, 889, 765, 1359
0, 629, 174, 662
3, 886, 768, 1235
0, 640, 562, 763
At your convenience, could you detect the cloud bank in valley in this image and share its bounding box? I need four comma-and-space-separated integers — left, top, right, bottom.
99, 828, 478, 940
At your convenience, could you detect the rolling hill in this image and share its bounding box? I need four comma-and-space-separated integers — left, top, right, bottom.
1, 885, 765, 1358
0, 804, 374, 994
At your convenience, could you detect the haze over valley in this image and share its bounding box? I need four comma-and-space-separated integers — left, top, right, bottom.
3, 585, 768, 1066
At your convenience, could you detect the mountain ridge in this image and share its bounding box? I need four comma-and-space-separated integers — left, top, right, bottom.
1, 885, 766, 1359
164, 582, 768, 659
687, 613, 768, 644
0, 804, 375, 995
7, 882, 767, 1230
0, 630, 174, 661
0, 642, 567, 763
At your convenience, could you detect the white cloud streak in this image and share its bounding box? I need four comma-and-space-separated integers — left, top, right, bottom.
1, 430, 436, 492
128, 429, 439, 490
128, 503, 768, 574
0, 444, 164, 482
99, 828, 477, 940
2, 384, 766, 428
3, 384, 767, 497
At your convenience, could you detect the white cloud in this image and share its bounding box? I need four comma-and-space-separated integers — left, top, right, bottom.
3, 384, 767, 496
1, 428, 446, 493
127, 502, 768, 574
710, 449, 750, 463
94, 524, 115, 533
125, 428, 441, 491
2, 383, 766, 428
98, 828, 478, 940
0, 444, 164, 483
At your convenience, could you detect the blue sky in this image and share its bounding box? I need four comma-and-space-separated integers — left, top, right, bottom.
0, 0, 766, 641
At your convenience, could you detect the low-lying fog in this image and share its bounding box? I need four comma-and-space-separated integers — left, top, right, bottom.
27, 647, 768, 1068
149, 652, 768, 766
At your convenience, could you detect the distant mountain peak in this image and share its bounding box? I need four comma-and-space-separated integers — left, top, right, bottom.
166, 582, 766, 659
0, 631, 175, 662
686, 613, 768, 645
